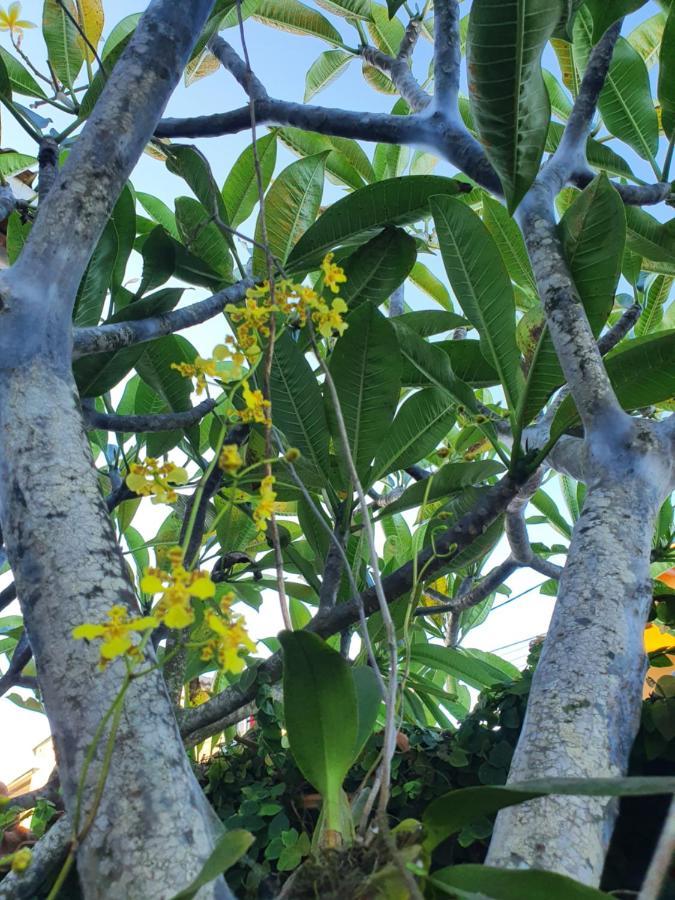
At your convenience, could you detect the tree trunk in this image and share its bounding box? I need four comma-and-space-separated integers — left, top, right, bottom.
486, 423, 673, 884
0, 358, 231, 899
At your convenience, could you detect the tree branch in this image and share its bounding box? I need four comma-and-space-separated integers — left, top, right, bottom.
360, 45, 431, 113
82, 399, 217, 433
6, 769, 61, 811
5, 0, 218, 319
0, 582, 17, 613
414, 556, 519, 617
208, 36, 268, 101
596, 303, 641, 355
72, 279, 250, 357
0, 816, 70, 900
432, 0, 461, 113
179, 473, 521, 740
0, 631, 32, 698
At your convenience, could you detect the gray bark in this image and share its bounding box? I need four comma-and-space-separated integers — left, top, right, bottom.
487, 420, 675, 882
0, 361, 232, 899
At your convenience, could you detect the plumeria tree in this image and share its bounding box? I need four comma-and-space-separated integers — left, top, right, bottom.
0, 0, 674, 897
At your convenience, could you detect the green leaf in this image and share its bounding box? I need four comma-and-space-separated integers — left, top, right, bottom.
315, 0, 372, 19
327, 304, 401, 484
101, 12, 140, 57
431, 197, 523, 414
252, 153, 327, 276
573, 12, 658, 162
659, 4, 675, 137
136, 335, 196, 413
629, 12, 666, 70
410, 643, 514, 692
110, 185, 136, 299
430, 865, 612, 898
137, 192, 179, 240
409, 261, 453, 310
396, 311, 469, 337
0, 150, 36, 177
42, 0, 84, 89
253, 0, 343, 44
270, 332, 331, 483
221, 133, 277, 230
635, 275, 673, 337
304, 49, 353, 102
0, 48, 46, 99
517, 174, 625, 428
368, 3, 405, 55
481, 195, 537, 296
352, 666, 381, 759
467, 0, 562, 211
166, 144, 227, 222
551, 330, 675, 440
277, 127, 365, 190
423, 776, 675, 852
362, 61, 397, 94
531, 488, 572, 538
287, 175, 466, 273
175, 196, 233, 281
584, 0, 648, 46
279, 630, 358, 800
375, 460, 505, 519
170, 830, 254, 900
138, 226, 176, 294
78, 29, 133, 119
5, 212, 30, 264
439, 340, 500, 387
338, 226, 417, 310
543, 68, 573, 121
73, 218, 118, 327
372, 388, 456, 479
625, 207, 675, 264
392, 321, 479, 411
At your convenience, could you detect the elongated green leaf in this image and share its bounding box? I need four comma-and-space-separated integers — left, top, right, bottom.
0, 48, 46, 99
221, 133, 277, 230
467, 0, 562, 211
543, 68, 572, 121
362, 61, 397, 94
372, 389, 456, 478
410, 643, 514, 691
430, 865, 613, 898
338, 226, 416, 310
252, 153, 327, 276
42, 0, 84, 89
175, 196, 232, 281
315, 0, 371, 19
659, 4, 675, 137
73, 219, 118, 327
392, 321, 478, 412
625, 207, 675, 263
531, 488, 572, 537
279, 631, 358, 798
137, 192, 179, 240
328, 304, 401, 484
304, 49, 353, 101
0, 150, 36, 177
518, 174, 625, 428
271, 332, 330, 482
101, 12, 140, 57
170, 830, 254, 900
277, 127, 364, 190
136, 335, 196, 413
253, 0, 343, 44
376, 460, 504, 519
328, 136, 375, 184
432, 197, 523, 414
352, 667, 381, 759
635, 275, 673, 337
481, 195, 537, 295
438, 340, 500, 387
109, 186, 136, 300
629, 12, 666, 69
584, 0, 648, 45
574, 11, 658, 161
409, 261, 453, 309
396, 311, 468, 337
551, 330, 675, 441
368, 3, 405, 55
287, 175, 465, 272
166, 145, 227, 221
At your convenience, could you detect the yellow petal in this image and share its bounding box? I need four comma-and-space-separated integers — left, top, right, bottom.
129, 615, 158, 632
126, 473, 148, 492
166, 466, 188, 485
72, 623, 105, 640
164, 604, 194, 629
206, 612, 228, 636
100, 635, 132, 659
189, 576, 215, 599
140, 574, 164, 594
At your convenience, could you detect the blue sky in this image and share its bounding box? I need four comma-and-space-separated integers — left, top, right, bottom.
0, 0, 669, 780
